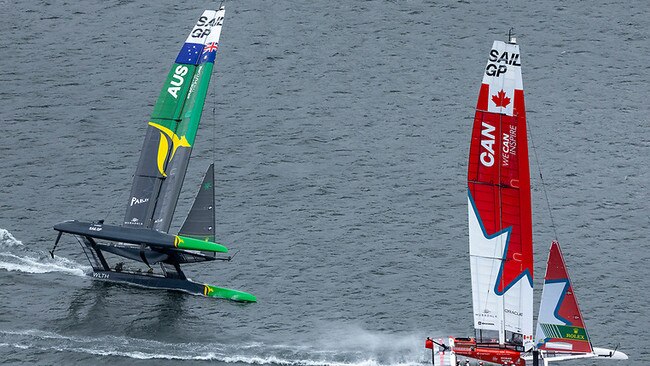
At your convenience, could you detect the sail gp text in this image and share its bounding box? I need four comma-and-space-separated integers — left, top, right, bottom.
485, 49, 520, 77
190, 15, 223, 39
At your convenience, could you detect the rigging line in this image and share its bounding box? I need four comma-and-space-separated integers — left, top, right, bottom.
103, 174, 133, 222
528, 121, 558, 240
210, 8, 218, 166
212, 76, 216, 165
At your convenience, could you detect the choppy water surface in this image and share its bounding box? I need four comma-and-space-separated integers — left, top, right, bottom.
0, 0, 648, 365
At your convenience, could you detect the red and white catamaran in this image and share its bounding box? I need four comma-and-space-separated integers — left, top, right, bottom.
425, 34, 628, 365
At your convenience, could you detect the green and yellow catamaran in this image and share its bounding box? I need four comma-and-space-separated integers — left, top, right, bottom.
52, 7, 256, 302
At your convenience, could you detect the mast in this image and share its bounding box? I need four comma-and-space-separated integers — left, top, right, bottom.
467, 37, 533, 348
123, 7, 225, 232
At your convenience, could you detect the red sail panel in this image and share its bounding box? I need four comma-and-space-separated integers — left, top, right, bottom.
545, 242, 587, 328
468, 90, 532, 292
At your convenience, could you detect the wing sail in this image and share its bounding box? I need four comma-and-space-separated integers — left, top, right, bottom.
124, 8, 225, 232
468, 40, 533, 346
535, 241, 593, 354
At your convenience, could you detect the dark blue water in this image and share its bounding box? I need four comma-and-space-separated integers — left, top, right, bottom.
1, 0, 647, 365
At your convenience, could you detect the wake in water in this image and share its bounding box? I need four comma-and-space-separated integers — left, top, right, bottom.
0, 228, 22, 246
0, 327, 435, 366
0, 228, 89, 276
0, 231, 444, 365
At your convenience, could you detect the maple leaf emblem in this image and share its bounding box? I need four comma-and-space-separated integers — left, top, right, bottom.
491, 89, 511, 107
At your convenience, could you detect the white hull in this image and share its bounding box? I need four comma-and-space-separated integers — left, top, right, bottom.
520, 347, 628, 365
593, 347, 629, 360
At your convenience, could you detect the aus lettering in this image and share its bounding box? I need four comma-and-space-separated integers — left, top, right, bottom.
167, 65, 189, 99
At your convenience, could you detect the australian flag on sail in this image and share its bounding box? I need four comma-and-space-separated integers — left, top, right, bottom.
176, 42, 204, 65
200, 42, 219, 64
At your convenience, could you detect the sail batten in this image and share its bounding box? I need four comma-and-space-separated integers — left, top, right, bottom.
468, 40, 533, 347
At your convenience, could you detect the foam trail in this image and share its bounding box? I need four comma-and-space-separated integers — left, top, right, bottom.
306, 323, 431, 365
0, 228, 89, 276
0, 228, 23, 247
0, 252, 89, 276
0, 328, 433, 366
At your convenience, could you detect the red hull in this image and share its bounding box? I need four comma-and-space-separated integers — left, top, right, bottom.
452, 338, 524, 366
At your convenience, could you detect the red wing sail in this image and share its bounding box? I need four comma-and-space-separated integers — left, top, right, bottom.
535, 241, 593, 353
468, 40, 533, 345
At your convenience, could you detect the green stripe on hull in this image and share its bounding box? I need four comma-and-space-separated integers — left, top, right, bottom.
203, 284, 257, 302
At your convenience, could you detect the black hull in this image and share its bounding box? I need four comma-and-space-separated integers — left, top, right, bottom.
89, 270, 206, 296
52, 231, 256, 301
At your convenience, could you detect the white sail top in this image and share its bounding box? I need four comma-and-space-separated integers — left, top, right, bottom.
481, 41, 522, 116
184, 10, 218, 44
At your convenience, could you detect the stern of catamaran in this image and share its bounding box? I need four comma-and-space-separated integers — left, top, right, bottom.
448, 336, 525, 366
425, 336, 530, 366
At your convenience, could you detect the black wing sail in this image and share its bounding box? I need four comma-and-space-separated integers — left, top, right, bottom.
179, 164, 216, 245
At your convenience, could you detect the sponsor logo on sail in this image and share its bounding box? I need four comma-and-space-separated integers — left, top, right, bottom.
476, 309, 498, 320
564, 327, 586, 340
501, 125, 517, 168
504, 308, 523, 316
187, 67, 202, 97
130, 197, 149, 206
148, 122, 191, 177
127, 217, 143, 226
477, 321, 495, 326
